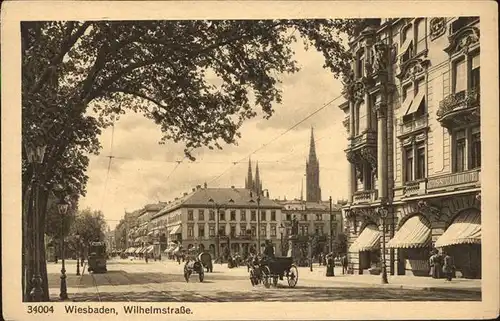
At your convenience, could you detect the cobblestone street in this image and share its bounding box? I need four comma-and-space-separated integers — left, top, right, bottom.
47, 259, 481, 302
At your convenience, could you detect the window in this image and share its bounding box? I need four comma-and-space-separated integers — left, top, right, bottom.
357, 49, 365, 78
240, 225, 247, 235
219, 226, 226, 236
315, 227, 320, 235
187, 226, 194, 237
333, 214, 337, 221
209, 210, 215, 221
332, 229, 337, 237
453, 58, 467, 94
230, 226, 236, 237
301, 214, 307, 221
209, 226, 215, 237
271, 211, 276, 221
471, 53, 480, 90
219, 210, 225, 221
405, 146, 414, 182
251, 226, 256, 236
260, 225, 267, 237
198, 226, 205, 237
251, 211, 256, 221
260, 211, 266, 221
240, 210, 246, 221
270, 226, 277, 237
286, 214, 291, 221
415, 143, 426, 179
300, 225, 308, 236
316, 214, 322, 221
400, 25, 414, 62
188, 210, 194, 221
198, 210, 204, 221
454, 130, 466, 172
470, 127, 481, 169
230, 210, 236, 221
415, 19, 426, 54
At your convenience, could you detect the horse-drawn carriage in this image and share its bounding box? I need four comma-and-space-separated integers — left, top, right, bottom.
248, 256, 298, 288
198, 251, 213, 272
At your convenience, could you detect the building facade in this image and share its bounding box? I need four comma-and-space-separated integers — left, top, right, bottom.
340, 17, 481, 278
150, 185, 283, 257
278, 199, 344, 255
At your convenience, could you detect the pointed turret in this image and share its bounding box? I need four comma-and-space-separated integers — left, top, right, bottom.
309, 126, 317, 160
254, 161, 261, 195
306, 126, 321, 202
245, 157, 253, 190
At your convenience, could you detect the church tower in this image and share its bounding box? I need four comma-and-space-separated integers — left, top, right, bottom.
255, 161, 262, 195
306, 127, 321, 202
245, 158, 253, 190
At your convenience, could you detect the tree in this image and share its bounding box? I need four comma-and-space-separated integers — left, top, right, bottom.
21, 19, 364, 301
70, 208, 107, 247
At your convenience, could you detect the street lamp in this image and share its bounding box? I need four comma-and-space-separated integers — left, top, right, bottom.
377, 206, 389, 284
57, 198, 70, 300
26, 143, 46, 302
208, 198, 234, 262
249, 189, 269, 255
75, 233, 80, 276
278, 224, 285, 256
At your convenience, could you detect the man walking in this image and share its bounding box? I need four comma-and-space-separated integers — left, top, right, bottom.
442, 251, 454, 281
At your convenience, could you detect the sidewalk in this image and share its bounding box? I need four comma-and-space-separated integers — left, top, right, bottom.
220, 262, 481, 294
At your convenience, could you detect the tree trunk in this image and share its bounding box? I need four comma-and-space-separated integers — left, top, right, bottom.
38, 188, 50, 301
24, 190, 34, 301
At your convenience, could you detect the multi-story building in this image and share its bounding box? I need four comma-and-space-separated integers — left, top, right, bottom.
150, 184, 283, 257
340, 17, 481, 278
278, 199, 344, 254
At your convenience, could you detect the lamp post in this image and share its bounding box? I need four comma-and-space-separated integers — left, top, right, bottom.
249, 189, 268, 255
279, 224, 285, 256
57, 198, 70, 300
75, 233, 80, 276
208, 198, 234, 262
26, 143, 46, 302
329, 196, 334, 256
377, 206, 389, 284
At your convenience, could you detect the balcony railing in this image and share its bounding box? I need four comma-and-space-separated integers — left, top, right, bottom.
350, 130, 377, 150
427, 169, 480, 191
399, 115, 428, 136
403, 179, 427, 197
437, 88, 480, 120
352, 189, 378, 204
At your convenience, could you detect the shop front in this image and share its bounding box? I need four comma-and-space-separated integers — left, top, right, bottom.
435, 208, 481, 279
349, 224, 381, 274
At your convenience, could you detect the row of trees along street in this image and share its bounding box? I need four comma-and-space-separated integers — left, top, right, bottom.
22, 19, 370, 301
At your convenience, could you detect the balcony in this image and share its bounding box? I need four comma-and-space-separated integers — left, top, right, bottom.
427, 169, 481, 192
437, 88, 480, 130
349, 130, 377, 151
398, 115, 428, 137
352, 190, 378, 204
403, 179, 427, 197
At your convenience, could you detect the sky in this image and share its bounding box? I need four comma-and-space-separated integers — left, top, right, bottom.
79, 42, 350, 230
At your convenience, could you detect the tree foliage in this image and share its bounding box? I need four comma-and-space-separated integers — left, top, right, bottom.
69, 208, 107, 246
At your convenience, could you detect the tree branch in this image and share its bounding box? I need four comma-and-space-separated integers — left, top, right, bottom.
29, 21, 92, 95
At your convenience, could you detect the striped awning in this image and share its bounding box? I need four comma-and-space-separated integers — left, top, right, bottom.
435, 210, 481, 247
140, 246, 149, 253
349, 225, 381, 252
134, 247, 143, 253
127, 247, 136, 253
169, 225, 181, 235
387, 215, 431, 248
146, 245, 155, 253
164, 243, 177, 253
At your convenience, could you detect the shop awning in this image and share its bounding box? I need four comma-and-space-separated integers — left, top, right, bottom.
435, 210, 481, 247
127, 247, 135, 253
164, 243, 177, 253
134, 237, 141, 243
140, 246, 149, 253
405, 90, 425, 116
387, 215, 431, 248
146, 245, 155, 253
169, 225, 181, 235
349, 225, 381, 252
147, 231, 154, 236
172, 246, 182, 254
134, 247, 143, 253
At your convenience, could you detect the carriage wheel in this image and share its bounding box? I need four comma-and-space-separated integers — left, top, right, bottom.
199, 270, 204, 282
287, 265, 298, 288
261, 266, 271, 289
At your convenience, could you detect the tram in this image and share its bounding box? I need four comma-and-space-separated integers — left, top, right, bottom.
88, 241, 107, 273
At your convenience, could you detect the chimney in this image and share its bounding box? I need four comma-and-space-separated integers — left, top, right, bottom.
204, 182, 207, 189
192, 188, 195, 192
196, 185, 202, 189
183, 192, 188, 196
175, 197, 178, 200
231, 186, 235, 189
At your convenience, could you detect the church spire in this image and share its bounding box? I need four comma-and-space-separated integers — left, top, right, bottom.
306, 126, 321, 202
254, 161, 261, 195
245, 157, 253, 190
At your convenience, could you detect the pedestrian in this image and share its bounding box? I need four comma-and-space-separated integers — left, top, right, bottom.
442, 251, 454, 281
342, 255, 348, 274
429, 250, 437, 278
